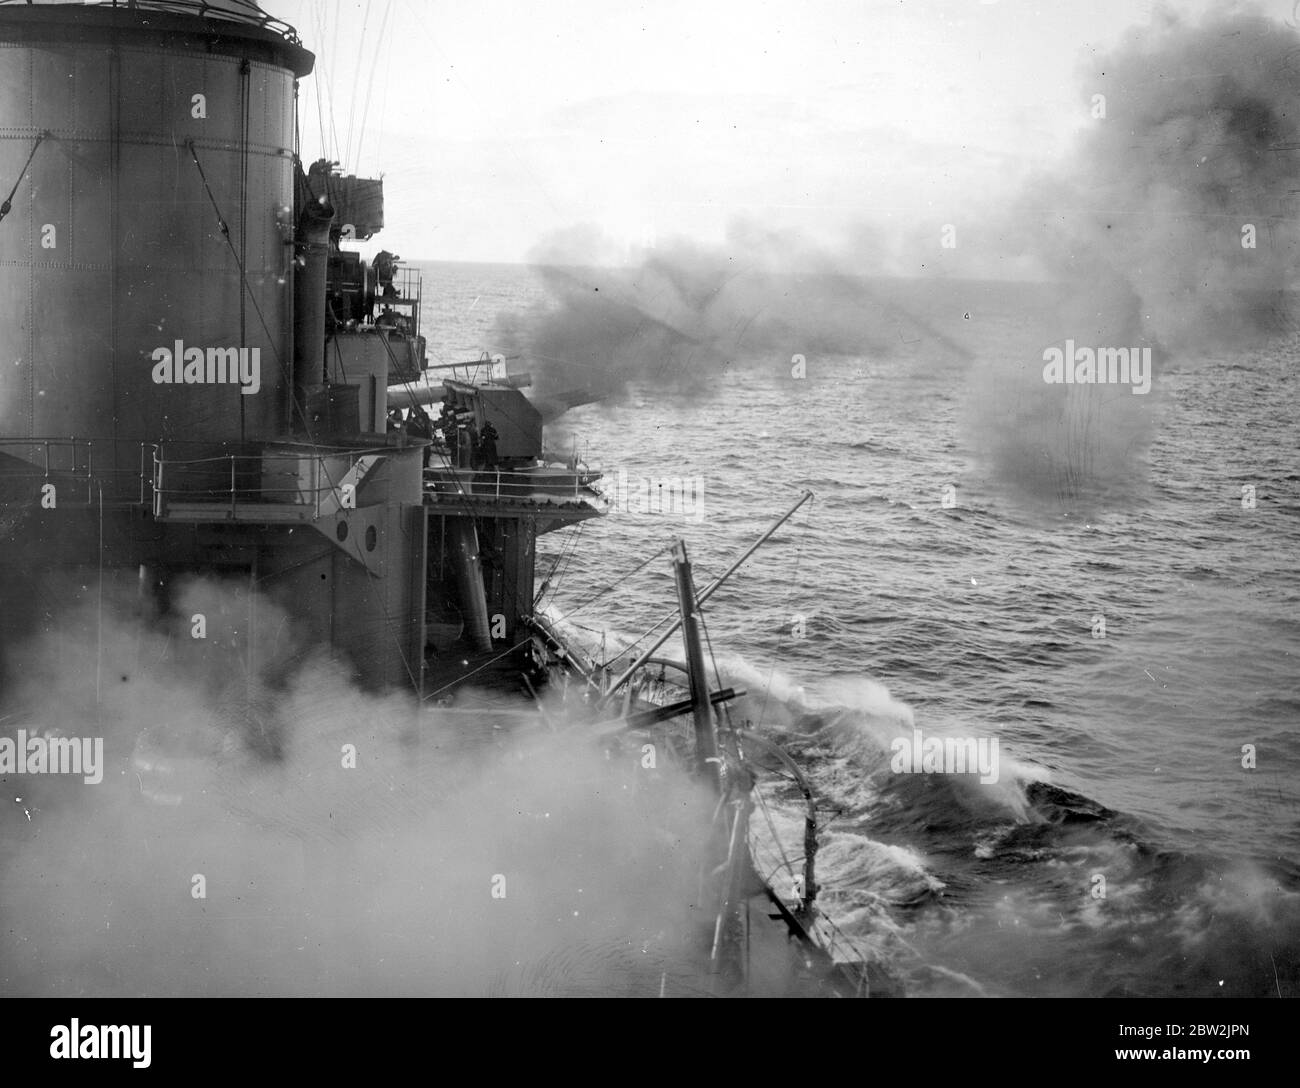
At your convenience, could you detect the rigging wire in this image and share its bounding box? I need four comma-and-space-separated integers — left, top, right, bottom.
372, 0, 397, 169
572, 547, 728, 673
752, 781, 799, 893
184, 142, 352, 511
0, 131, 49, 226
186, 141, 296, 417
311, 5, 328, 158
697, 606, 727, 709
353, 0, 394, 171
560, 540, 673, 617
342, 0, 374, 169
423, 635, 537, 701
751, 491, 815, 733
536, 521, 586, 605
310, 2, 343, 162
328, 0, 343, 159
541, 525, 582, 592
592, 608, 679, 671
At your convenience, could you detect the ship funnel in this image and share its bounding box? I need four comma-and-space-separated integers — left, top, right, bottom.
293, 195, 335, 430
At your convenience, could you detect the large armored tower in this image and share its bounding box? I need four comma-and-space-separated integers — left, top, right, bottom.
0, 0, 427, 700
0, 0, 308, 450
0, 1, 603, 709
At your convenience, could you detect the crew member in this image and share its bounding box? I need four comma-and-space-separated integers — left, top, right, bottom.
405, 406, 433, 440
458, 422, 476, 470
405, 406, 435, 467
478, 420, 500, 469
373, 250, 400, 298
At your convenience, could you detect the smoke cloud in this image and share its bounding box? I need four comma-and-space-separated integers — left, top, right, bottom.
966, 5, 1300, 506
496, 220, 971, 413
497, 10, 1300, 507
0, 576, 720, 997
1020, 5, 1300, 349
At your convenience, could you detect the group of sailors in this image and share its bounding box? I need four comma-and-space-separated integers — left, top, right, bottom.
387, 404, 499, 471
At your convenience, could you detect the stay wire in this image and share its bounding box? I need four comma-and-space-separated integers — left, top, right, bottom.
563, 540, 674, 617
185, 141, 355, 509
753, 491, 816, 733
0, 131, 49, 225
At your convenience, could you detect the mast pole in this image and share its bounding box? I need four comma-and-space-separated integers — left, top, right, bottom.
671, 539, 720, 791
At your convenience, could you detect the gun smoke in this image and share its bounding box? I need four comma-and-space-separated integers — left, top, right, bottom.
970, 5, 1300, 507
0, 575, 718, 997
501, 8, 1300, 509
496, 220, 971, 411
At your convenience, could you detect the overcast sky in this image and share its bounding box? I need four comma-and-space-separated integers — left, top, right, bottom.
273, 0, 1299, 264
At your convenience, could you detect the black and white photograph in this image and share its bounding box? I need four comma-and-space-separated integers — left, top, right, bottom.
0, 0, 1295, 1053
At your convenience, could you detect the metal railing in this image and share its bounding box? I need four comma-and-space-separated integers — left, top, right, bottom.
0, 1, 307, 45
426, 351, 524, 387
371, 266, 422, 337
382, 266, 422, 305
424, 466, 605, 506
152, 444, 394, 520
0, 438, 155, 507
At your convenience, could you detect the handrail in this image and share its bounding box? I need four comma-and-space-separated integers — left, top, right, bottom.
0, 1, 305, 45
154, 444, 396, 468
733, 730, 820, 917
367, 267, 423, 339
151, 444, 391, 518
0, 437, 157, 506
424, 466, 602, 505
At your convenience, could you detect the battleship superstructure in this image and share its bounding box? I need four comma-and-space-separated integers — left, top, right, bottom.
0, 0, 888, 997
0, 0, 603, 699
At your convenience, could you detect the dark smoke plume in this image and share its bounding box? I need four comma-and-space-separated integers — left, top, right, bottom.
497, 220, 971, 412
969, 5, 1300, 506
1021, 4, 1300, 349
